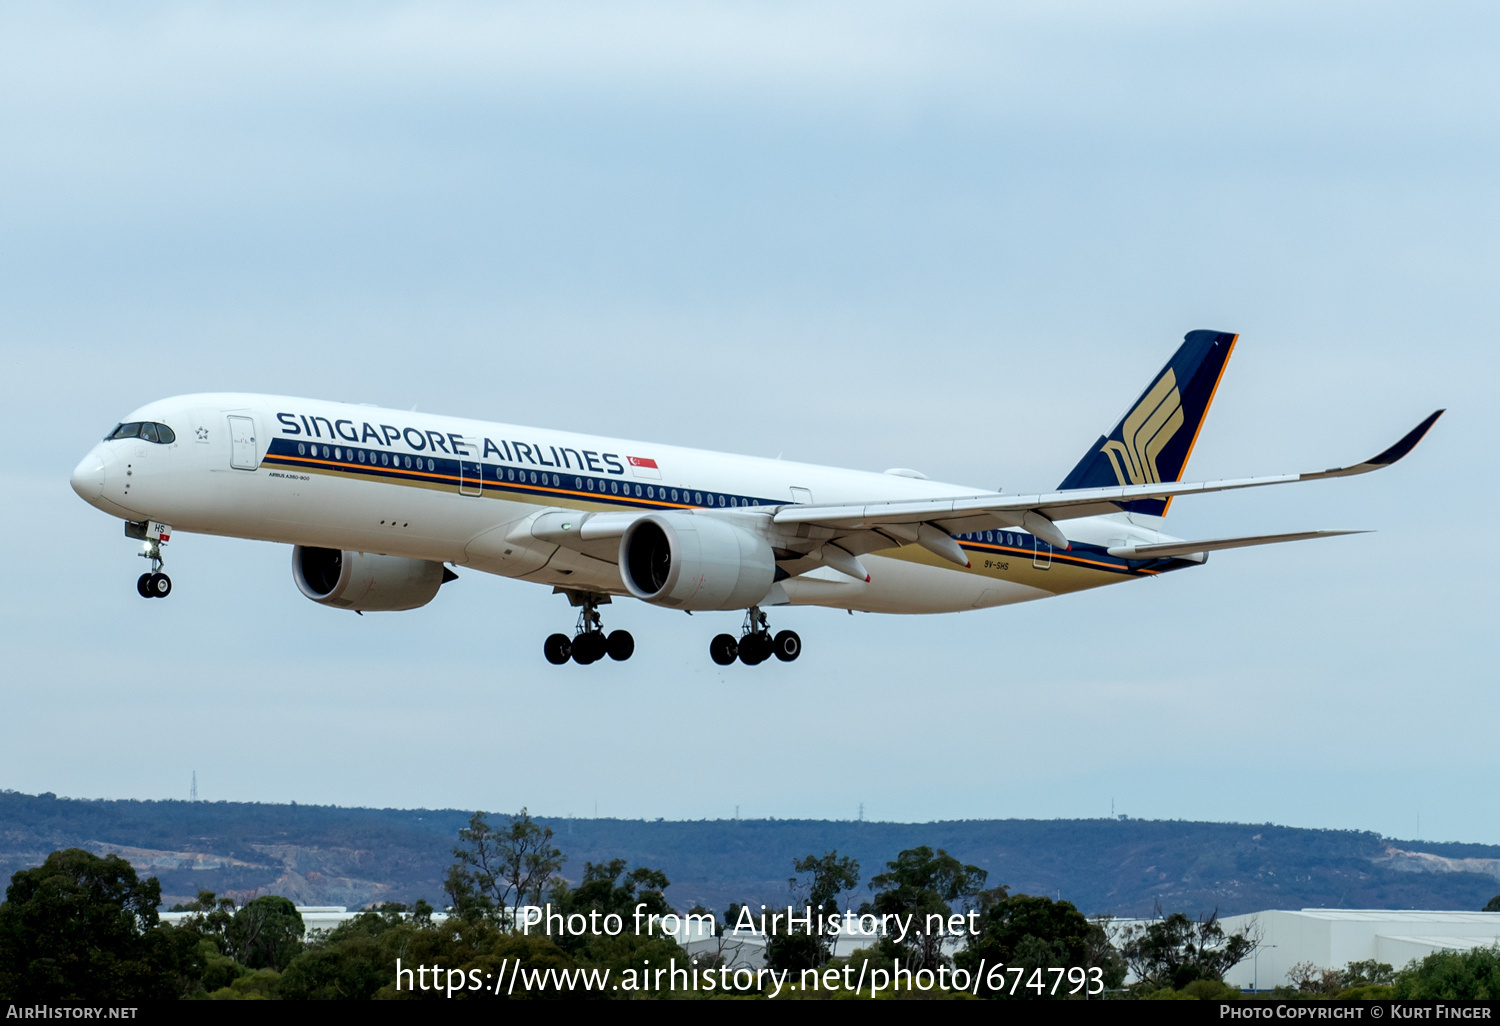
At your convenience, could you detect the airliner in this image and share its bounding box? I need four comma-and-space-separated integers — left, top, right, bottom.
69, 331, 1441, 667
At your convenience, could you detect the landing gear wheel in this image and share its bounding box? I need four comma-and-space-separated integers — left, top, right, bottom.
739, 631, 771, 665
147, 573, 171, 598
772, 630, 801, 662
709, 634, 739, 666
573, 630, 607, 665
606, 630, 635, 661
137, 573, 154, 598
544, 633, 573, 665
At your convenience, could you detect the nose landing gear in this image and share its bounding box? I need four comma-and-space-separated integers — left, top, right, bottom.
544, 591, 634, 666
710, 606, 801, 666
128, 521, 173, 599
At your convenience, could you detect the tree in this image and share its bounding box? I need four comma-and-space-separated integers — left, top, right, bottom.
863, 846, 987, 971
546, 859, 685, 985
548, 858, 672, 941
1484, 895, 1500, 912
956, 893, 1125, 998
765, 850, 861, 973
449, 809, 565, 928
0, 848, 194, 1001
226, 895, 305, 971
1393, 946, 1500, 1000
1118, 908, 1256, 992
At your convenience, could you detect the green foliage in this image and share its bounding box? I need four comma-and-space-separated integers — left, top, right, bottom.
1142, 978, 1242, 1000
1393, 945, 1500, 1000
549, 859, 672, 925
0, 847, 198, 1001
862, 846, 987, 972
1343, 959, 1396, 987
956, 894, 1124, 998
1118, 909, 1255, 991
765, 851, 860, 973
546, 857, 686, 974
1484, 894, 1500, 912
205, 967, 280, 1000
226, 895, 304, 971
449, 809, 565, 928
1281, 957, 1396, 997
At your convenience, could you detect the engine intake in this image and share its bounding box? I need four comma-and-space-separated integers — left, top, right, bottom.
292, 546, 453, 611
619, 513, 775, 611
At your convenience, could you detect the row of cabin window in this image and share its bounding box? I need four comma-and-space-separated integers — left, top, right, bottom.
106, 422, 176, 444
292, 442, 764, 509
962, 530, 1030, 547
297, 443, 437, 471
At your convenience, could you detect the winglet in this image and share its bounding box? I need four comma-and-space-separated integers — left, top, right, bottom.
1366, 409, 1444, 467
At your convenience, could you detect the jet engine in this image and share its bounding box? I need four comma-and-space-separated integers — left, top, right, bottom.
619, 513, 775, 611
292, 546, 456, 612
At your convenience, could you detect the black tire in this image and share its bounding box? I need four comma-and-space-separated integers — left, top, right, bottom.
574, 630, 607, 664
149, 573, 172, 598
773, 630, 801, 662
606, 630, 635, 661
739, 631, 770, 665
137, 573, 154, 598
709, 633, 738, 666
544, 633, 572, 665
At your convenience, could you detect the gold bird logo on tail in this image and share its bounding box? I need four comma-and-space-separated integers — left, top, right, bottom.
1099, 368, 1185, 486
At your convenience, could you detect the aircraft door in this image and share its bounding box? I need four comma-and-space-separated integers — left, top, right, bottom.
1033, 537, 1052, 570
458, 438, 483, 497
227, 416, 260, 471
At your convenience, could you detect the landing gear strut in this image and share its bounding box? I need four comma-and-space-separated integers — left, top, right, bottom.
710, 606, 800, 666
544, 592, 633, 666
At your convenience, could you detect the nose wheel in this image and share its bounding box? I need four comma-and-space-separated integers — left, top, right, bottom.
711, 607, 800, 666
137, 572, 172, 598
544, 592, 633, 666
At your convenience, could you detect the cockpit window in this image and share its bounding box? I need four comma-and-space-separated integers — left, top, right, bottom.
106, 421, 175, 444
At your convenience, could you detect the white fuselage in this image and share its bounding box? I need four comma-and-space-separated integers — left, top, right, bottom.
71, 394, 1179, 614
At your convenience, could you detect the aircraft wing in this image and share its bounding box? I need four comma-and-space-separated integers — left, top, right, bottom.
771, 410, 1443, 556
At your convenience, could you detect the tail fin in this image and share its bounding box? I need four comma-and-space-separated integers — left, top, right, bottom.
1056, 329, 1237, 516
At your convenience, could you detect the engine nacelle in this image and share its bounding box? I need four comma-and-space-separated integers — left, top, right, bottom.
292, 546, 452, 611
619, 513, 775, 611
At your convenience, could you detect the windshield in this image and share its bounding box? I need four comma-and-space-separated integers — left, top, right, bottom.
106, 422, 176, 444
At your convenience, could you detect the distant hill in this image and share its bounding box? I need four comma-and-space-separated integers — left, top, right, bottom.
3, 790, 1498, 917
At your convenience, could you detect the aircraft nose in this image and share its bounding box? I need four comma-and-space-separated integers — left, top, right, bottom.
70, 448, 107, 502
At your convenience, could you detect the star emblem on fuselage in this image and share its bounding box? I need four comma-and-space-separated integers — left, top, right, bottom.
195, 427, 209, 440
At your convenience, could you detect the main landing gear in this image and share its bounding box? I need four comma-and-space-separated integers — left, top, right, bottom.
710, 606, 801, 667
544, 593, 634, 666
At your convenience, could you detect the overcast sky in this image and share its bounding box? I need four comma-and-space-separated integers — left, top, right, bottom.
2, 1, 1496, 846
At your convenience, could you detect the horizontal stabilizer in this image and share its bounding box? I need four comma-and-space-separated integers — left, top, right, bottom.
1106, 530, 1368, 561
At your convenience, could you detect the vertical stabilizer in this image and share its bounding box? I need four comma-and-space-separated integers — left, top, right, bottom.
1057, 330, 1237, 516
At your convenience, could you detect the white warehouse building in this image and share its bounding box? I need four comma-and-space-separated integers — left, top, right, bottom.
1216, 909, 1500, 990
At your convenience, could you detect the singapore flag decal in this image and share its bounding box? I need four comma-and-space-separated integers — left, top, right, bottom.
627, 455, 660, 480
